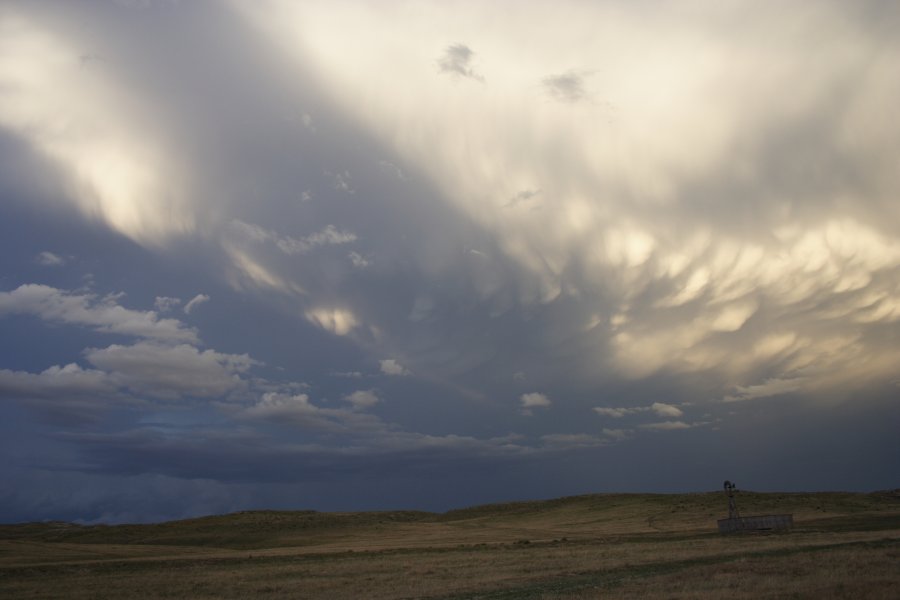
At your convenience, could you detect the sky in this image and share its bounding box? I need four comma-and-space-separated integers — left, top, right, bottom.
1, 0, 898, 524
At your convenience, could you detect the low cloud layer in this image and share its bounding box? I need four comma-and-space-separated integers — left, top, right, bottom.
0, 285, 197, 343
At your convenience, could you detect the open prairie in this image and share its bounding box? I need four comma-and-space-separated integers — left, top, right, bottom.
1, 491, 898, 599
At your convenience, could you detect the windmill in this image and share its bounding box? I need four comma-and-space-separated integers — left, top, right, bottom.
717, 479, 793, 533
724, 480, 739, 519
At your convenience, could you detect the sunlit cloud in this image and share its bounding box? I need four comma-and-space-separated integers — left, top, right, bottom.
233, 0, 900, 397
520, 392, 551, 416
379, 359, 409, 376
0, 12, 193, 245
306, 307, 359, 336
183, 294, 210, 315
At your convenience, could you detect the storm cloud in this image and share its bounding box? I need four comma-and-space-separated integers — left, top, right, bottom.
1, 0, 898, 524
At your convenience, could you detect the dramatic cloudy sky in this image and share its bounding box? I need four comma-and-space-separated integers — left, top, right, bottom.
1, 0, 898, 524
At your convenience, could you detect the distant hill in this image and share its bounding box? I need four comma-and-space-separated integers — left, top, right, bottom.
2, 490, 898, 551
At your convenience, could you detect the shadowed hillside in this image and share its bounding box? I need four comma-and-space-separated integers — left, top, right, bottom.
1, 491, 898, 599
2, 490, 899, 550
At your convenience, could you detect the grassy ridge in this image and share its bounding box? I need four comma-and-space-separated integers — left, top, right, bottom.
1, 490, 897, 599
3, 490, 897, 549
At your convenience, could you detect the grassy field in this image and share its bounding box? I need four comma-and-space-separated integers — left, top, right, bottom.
1, 490, 897, 599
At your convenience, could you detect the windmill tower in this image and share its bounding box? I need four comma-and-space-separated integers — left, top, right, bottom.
717, 479, 793, 533
724, 480, 739, 519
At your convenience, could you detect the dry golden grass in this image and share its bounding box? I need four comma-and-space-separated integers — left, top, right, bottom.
1, 491, 897, 599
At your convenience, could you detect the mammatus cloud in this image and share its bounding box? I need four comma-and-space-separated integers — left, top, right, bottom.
183, 294, 210, 315
1, 1, 898, 524
235, 0, 900, 403
306, 307, 359, 336
0, 285, 197, 343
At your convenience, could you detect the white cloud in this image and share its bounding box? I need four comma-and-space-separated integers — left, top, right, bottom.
344, 389, 379, 411
378, 159, 407, 181
540, 433, 605, 449
380, 359, 409, 376
153, 296, 181, 312
330, 370, 363, 378
225, 246, 299, 295
519, 392, 551, 416
230, 220, 357, 256
0, 284, 197, 343
724, 377, 804, 403
593, 407, 635, 418
35, 251, 66, 266
329, 170, 354, 194
651, 402, 683, 418
245, 392, 382, 433
0, 363, 114, 398
639, 421, 694, 431
84, 341, 257, 400
348, 251, 370, 269
601, 428, 632, 441
520, 392, 552, 408
183, 293, 210, 315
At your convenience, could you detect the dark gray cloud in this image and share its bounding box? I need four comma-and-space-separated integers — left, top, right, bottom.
437, 43, 484, 81
542, 71, 587, 102
0, 0, 897, 524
